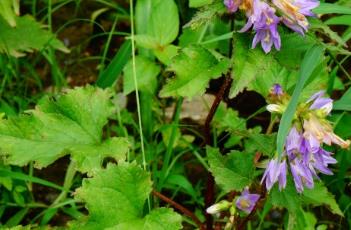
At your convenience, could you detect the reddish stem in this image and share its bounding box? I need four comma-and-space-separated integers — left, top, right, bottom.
204, 74, 233, 230
152, 190, 205, 230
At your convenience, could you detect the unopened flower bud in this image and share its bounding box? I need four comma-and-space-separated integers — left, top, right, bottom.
266, 104, 283, 113
206, 200, 231, 214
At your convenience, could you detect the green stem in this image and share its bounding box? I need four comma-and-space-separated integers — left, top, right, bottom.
158, 97, 184, 190
51, 161, 76, 207
129, 0, 146, 171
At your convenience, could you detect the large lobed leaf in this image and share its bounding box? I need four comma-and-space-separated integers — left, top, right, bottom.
0, 86, 129, 173
0, 15, 69, 57
70, 162, 182, 230
160, 46, 230, 98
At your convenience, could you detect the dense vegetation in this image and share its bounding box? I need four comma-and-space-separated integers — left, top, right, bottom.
1, 0, 351, 229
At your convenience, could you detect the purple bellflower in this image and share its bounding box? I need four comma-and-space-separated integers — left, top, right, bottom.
236, 188, 260, 213
262, 86, 346, 193
223, 0, 320, 52
224, 0, 242, 13
240, 0, 281, 53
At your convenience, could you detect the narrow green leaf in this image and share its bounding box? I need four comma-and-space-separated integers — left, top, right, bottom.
333, 86, 351, 111
5, 208, 29, 227
325, 15, 351, 26
276, 46, 324, 156
313, 3, 351, 15
96, 40, 132, 88
0, 168, 65, 191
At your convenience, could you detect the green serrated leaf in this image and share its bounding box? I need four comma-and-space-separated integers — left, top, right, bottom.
268, 178, 302, 213
160, 46, 230, 98
213, 103, 246, 133
0, 86, 129, 173
302, 182, 343, 216
123, 56, 160, 95
70, 162, 182, 230
0, 15, 69, 57
207, 147, 255, 192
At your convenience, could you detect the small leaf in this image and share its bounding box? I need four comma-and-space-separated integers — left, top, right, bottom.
207, 147, 255, 192
148, 0, 179, 46
70, 162, 182, 230
123, 56, 160, 95
0, 15, 69, 57
0, 86, 129, 173
160, 46, 230, 98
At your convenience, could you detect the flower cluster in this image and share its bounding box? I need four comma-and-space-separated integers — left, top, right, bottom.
262, 85, 350, 193
224, 0, 320, 53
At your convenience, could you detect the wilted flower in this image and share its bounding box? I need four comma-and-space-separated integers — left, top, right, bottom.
235, 188, 260, 213
303, 115, 350, 149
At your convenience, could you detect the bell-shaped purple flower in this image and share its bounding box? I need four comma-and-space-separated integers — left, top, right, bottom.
224, 0, 242, 13
235, 188, 260, 214
290, 158, 314, 193
286, 126, 303, 157
240, 0, 281, 53
261, 158, 287, 191
309, 148, 337, 175
307, 91, 333, 115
